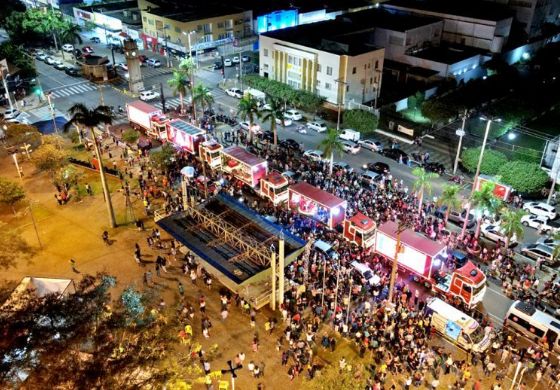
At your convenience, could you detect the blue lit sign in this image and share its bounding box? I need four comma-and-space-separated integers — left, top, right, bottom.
257, 10, 298, 33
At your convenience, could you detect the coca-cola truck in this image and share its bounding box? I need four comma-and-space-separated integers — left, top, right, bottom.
166, 119, 205, 155
374, 221, 487, 308
475, 175, 512, 201
126, 100, 169, 140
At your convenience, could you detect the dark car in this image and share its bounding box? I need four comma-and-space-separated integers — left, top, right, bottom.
424, 162, 445, 175
213, 61, 224, 70
65, 67, 81, 76
259, 130, 274, 143
380, 148, 408, 162
279, 138, 301, 151
363, 161, 390, 175
90, 37, 101, 43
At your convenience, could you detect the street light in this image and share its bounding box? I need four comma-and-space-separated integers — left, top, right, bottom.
334, 78, 348, 131
182, 30, 197, 67
507, 132, 516, 140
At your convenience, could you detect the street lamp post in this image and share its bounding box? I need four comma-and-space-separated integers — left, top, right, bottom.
45, 92, 59, 134
453, 109, 468, 175
335, 78, 348, 131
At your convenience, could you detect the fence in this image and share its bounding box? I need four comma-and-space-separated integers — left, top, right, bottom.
346, 99, 378, 116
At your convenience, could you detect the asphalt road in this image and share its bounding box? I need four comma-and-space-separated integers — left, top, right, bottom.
26, 33, 556, 326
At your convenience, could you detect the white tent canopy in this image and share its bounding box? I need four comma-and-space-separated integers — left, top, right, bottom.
2, 276, 75, 310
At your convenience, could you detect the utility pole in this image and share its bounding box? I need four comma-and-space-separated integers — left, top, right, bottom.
159, 82, 166, 113
270, 251, 276, 311
1, 60, 15, 112
278, 232, 285, 306
453, 109, 468, 175
335, 78, 348, 131
388, 220, 412, 304
46, 92, 59, 135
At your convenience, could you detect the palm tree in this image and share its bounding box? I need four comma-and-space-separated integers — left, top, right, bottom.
412, 167, 439, 215
500, 208, 526, 248
64, 104, 116, 228
237, 95, 261, 143
318, 128, 344, 175
167, 71, 190, 114
60, 23, 83, 45
468, 182, 501, 239
192, 85, 214, 115
550, 231, 560, 265
178, 57, 197, 119
261, 97, 284, 147
437, 184, 462, 226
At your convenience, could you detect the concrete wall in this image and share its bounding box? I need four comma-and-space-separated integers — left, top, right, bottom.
344, 49, 385, 104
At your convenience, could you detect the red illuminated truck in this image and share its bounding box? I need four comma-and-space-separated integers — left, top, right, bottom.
288, 182, 347, 229
166, 119, 205, 154
475, 174, 512, 201
221, 146, 268, 188
374, 221, 487, 308
126, 100, 169, 140
344, 212, 377, 248
199, 140, 223, 168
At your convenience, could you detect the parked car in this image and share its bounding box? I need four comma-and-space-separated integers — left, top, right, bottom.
434, 207, 475, 229
224, 58, 233, 67
520, 244, 555, 265
36, 52, 48, 61
363, 161, 389, 175
360, 170, 380, 186
90, 36, 101, 43
521, 214, 560, 234
242, 55, 250, 62
232, 56, 240, 64
258, 130, 274, 143
279, 139, 300, 151
333, 161, 354, 173
116, 63, 128, 71
276, 117, 292, 127
62, 44, 74, 52
284, 109, 302, 121
424, 162, 445, 175
82, 46, 94, 54
65, 66, 81, 76
307, 121, 327, 133
44, 57, 55, 65
53, 61, 66, 70
303, 149, 324, 161
481, 223, 517, 246
240, 121, 262, 135
359, 139, 383, 152
146, 58, 162, 67
225, 88, 243, 98
380, 148, 408, 162
341, 140, 361, 154
537, 237, 560, 249
2, 108, 20, 120
139, 90, 160, 101
523, 202, 557, 220
213, 61, 224, 70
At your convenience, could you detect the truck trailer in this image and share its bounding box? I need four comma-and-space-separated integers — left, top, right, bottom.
126, 100, 169, 140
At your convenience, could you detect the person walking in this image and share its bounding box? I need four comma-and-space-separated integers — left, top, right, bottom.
178, 282, 184, 297
69, 258, 79, 273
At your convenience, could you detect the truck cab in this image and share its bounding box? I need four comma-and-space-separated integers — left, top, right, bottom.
199, 140, 223, 168
259, 171, 289, 205
434, 261, 486, 307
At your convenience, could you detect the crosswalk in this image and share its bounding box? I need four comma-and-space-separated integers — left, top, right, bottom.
153, 97, 181, 111
140, 66, 173, 80
48, 82, 97, 99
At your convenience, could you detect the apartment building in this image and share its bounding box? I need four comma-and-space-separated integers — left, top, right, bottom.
487, 0, 560, 37
259, 19, 385, 106
382, 0, 514, 53
138, 0, 253, 52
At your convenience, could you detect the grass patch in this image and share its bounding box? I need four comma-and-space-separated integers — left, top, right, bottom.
400, 108, 431, 124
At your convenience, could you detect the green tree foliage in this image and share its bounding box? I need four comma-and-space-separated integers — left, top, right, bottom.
0, 222, 34, 269
460, 147, 507, 175
150, 144, 176, 173
192, 84, 214, 113
31, 143, 68, 177
0, 177, 25, 213
59, 23, 83, 45
412, 167, 439, 214
167, 70, 190, 113
122, 129, 140, 145
0, 0, 24, 24
243, 75, 325, 112
53, 165, 83, 193
343, 109, 378, 134
3, 123, 41, 147
408, 91, 425, 111
438, 184, 462, 225
237, 95, 261, 142
121, 286, 145, 324
421, 99, 460, 124
0, 42, 36, 78
500, 208, 526, 247
498, 161, 549, 193
318, 128, 344, 175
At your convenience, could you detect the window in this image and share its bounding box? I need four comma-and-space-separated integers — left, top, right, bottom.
370, 77, 373, 84
346, 85, 349, 92
263, 49, 268, 57
264, 64, 269, 70
326, 66, 333, 76
217, 22, 224, 28
175, 26, 181, 33
352, 67, 356, 74
317, 64, 321, 72
316, 80, 321, 87
375, 60, 379, 69
197, 25, 203, 32
148, 19, 154, 26
325, 82, 331, 90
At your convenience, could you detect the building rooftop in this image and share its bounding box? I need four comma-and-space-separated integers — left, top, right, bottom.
77, 1, 138, 13
383, 0, 514, 22
410, 45, 481, 64
141, 0, 247, 22
240, 0, 373, 17
337, 7, 442, 32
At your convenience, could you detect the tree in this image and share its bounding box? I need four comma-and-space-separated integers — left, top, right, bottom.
3, 123, 41, 148
167, 71, 190, 114
261, 96, 284, 146
318, 128, 344, 175
0, 42, 36, 78
460, 147, 507, 175
31, 143, 68, 178
0, 0, 25, 25
468, 181, 501, 238
408, 91, 424, 111
237, 95, 261, 143
121, 129, 140, 145
0, 222, 33, 269
53, 165, 83, 194
437, 184, 462, 225
192, 85, 214, 115
305, 361, 367, 390
150, 143, 177, 173
421, 99, 460, 124
498, 161, 549, 193
500, 208, 526, 248
178, 57, 197, 119
65, 104, 117, 228
59, 22, 82, 45
0, 177, 25, 214
343, 109, 378, 135
412, 167, 439, 215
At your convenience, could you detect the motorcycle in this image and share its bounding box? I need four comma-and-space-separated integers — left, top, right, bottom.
448, 175, 464, 185
296, 125, 307, 134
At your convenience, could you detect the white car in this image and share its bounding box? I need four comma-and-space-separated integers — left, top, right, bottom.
116, 63, 128, 71
225, 88, 243, 98
303, 149, 324, 161
521, 215, 560, 234
146, 58, 162, 68
44, 57, 55, 65
341, 141, 361, 154
3, 108, 21, 120
232, 56, 240, 64
276, 118, 292, 127
307, 121, 327, 133
139, 90, 160, 101
241, 55, 250, 62
523, 202, 557, 220
481, 223, 517, 246
359, 139, 383, 152
240, 121, 262, 135
224, 58, 233, 67
36, 53, 48, 61
62, 44, 74, 52
284, 109, 302, 121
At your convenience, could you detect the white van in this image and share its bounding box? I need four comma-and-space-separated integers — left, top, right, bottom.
314, 240, 339, 260
504, 300, 560, 352
351, 261, 380, 286
425, 298, 491, 352
339, 129, 360, 142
